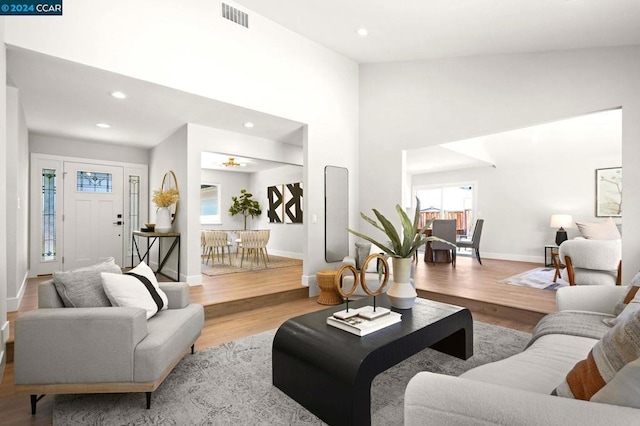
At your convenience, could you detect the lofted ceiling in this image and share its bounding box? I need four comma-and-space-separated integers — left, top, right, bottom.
6, 1, 639, 164
235, 0, 640, 63
406, 109, 622, 175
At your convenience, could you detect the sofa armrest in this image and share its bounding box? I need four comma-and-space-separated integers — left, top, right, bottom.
159, 282, 190, 309
38, 280, 64, 308
405, 372, 639, 425
556, 285, 629, 315
14, 307, 147, 385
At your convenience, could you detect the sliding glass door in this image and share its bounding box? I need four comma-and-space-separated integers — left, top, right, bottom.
415, 183, 475, 238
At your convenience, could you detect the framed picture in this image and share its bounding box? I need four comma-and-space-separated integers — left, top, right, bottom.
595, 167, 622, 217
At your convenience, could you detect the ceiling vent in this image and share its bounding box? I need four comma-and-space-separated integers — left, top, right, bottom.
221, 2, 249, 28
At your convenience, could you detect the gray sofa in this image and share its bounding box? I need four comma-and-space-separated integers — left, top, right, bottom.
14, 280, 204, 413
405, 286, 640, 425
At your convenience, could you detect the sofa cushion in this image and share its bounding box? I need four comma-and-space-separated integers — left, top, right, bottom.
575, 218, 621, 240
461, 334, 598, 394
553, 309, 640, 408
101, 262, 168, 319
52, 257, 121, 307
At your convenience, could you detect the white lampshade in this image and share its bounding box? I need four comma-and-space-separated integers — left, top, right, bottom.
550, 214, 573, 229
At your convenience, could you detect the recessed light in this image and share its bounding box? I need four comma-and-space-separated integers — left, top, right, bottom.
243, 122, 255, 128
356, 28, 368, 37
110, 91, 127, 99
96, 123, 111, 129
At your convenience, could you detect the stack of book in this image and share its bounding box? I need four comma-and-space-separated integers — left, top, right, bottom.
327, 306, 402, 336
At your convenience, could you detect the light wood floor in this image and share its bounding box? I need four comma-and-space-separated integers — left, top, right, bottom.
0, 255, 554, 425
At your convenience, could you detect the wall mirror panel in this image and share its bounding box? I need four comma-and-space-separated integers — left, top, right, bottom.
161, 170, 179, 223
325, 166, 349, 262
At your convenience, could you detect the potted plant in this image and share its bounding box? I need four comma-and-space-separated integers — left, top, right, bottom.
348, 198, 454, 309
229, 189, 262, 230
152, 187, 179, 233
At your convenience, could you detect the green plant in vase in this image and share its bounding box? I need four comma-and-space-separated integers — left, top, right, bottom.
229, 189, 262, 230
348, 198, 455, 309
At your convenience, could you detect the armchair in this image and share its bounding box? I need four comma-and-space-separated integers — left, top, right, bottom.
556, 238, 622, 286
14, 280, 204, 413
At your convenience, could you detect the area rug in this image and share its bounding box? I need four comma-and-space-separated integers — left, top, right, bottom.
53, 322, 531, 425
201, 255, 302, 276
499, 267, 569, 290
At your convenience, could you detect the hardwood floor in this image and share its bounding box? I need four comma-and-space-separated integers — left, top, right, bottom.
0, 255, 555, 424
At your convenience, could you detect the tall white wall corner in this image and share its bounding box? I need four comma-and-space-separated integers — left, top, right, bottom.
7, 271, 28, 312
303, 274, 319, 297
1, 320, 9, 344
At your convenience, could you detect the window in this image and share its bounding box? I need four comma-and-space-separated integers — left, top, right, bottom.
42, 168, 57, 261
127, 176, 140, 255
201, 184, 221, 224
76, 171, 113, 192
416, 184, 475, 237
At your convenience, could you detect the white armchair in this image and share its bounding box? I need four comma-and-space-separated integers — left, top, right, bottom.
557, 238, 622, 286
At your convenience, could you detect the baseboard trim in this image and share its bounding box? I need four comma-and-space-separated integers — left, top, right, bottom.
481, 252, 543, 264
269, 250, 303, 260
7, 271, 29, 312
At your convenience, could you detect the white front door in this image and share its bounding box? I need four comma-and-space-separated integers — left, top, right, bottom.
63, 162, 124, 270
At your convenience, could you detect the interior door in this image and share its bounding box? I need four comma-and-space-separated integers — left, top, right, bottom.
63, 162, 124, 270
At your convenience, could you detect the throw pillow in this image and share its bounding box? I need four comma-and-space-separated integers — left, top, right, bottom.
553, 308, 640, 408
52, 257, 121, 307
604, 288, 640, 327
575, 218, 621, 240
101, 262, 168, 319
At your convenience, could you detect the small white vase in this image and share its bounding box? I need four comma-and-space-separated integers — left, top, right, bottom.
155, 207, 172, 233
387, 257, 417, 309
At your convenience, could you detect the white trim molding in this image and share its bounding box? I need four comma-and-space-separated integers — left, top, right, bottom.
7, 271, 28, 312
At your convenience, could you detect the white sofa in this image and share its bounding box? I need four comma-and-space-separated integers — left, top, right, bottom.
405, 286, 639, 425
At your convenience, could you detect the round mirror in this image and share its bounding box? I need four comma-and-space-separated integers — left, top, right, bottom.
161, 171, 179, 224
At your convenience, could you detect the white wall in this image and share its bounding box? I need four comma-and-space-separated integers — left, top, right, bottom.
0, 17, 8, 379
6, 86, 29, 311
6, 0, 360, 294
250, 165, 304, 258
413, 142, 621, 262
149, 126, 188, 282
30, 133, 149, 165
361, 46, 640, 283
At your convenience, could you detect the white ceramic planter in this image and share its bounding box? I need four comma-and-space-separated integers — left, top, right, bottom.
155, 207, 172, 233
386, 257, 417, 309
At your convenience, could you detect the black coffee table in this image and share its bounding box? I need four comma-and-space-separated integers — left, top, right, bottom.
272, 295, 473, 426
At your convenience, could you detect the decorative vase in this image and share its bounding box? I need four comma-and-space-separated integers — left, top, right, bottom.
155, 207, 172, 233
387, 257, 417, 309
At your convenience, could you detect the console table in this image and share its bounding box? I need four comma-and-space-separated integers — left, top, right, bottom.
131, 231, 180, 281
272, 295, 473, 426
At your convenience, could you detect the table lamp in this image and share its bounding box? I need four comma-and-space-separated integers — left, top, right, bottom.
550, 214, 573, 246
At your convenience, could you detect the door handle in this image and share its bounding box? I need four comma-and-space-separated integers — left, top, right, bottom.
113, 221, 123, 226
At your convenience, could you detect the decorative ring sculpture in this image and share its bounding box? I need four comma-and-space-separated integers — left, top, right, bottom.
359, 253, 390, 296
334, 264, 359, 299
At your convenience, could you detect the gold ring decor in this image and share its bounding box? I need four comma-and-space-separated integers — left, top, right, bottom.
360, 254, 389, 296
334, 264, 359, 299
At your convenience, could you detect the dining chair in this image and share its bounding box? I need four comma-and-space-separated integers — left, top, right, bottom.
204, 231, 232, 266
457, 219, 484, 265
431, 219, 457, 267
238, 230, 269, 269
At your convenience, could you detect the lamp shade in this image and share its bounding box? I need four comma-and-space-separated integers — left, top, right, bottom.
550, 214, 573, 229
